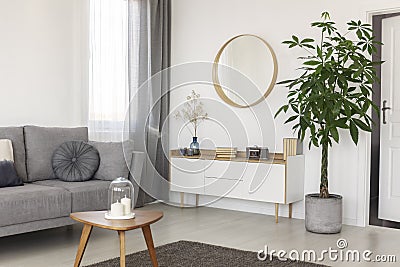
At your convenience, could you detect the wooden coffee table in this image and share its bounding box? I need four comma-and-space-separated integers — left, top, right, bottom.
70, 210, 163, 267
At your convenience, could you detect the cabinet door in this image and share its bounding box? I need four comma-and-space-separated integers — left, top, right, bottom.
203, 161, 286, 203
243, 163, 286, 203
170, 158, 204, 194
170, 158, 288, 203
204, 177, 244, 198
205, 160, 247, 180
204, 160, 247, 198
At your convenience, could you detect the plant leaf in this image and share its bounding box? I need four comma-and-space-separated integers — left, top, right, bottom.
285, 115, 298, 124
335, 118, 348, 129
330, 126, 339, 143
350, 120, 359, 144
304, 60, 321, 66
353, 118, 372, 132
301, 38, 315, 43
275, 105, 289, 118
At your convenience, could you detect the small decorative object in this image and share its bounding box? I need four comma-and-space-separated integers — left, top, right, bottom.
174, 90, 208, 155
105, 177, 135, 220
215, 147, 237, 159
246, 146, 269, 160
190, 137, 200, 155
259, 147, 269, 159
283, 138, 302, 160
179, 147, 187, 156
186, 148, 194, 156
246, 146, 260, 159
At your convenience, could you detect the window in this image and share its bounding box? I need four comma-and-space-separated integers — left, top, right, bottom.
88, 0, 129, 141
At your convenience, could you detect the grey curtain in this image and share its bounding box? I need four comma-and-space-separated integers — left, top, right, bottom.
127, 0, 171, 207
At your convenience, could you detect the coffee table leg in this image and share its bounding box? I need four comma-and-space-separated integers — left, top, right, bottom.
118, 231, 126, 267
74, 224, 93, 267
141, 225, 158, 267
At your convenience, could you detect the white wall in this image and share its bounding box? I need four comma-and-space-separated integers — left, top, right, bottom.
170, 0, 400, 226
0, 0, 88, 127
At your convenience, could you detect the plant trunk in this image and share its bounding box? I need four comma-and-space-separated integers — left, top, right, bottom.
320, 142, 329, 198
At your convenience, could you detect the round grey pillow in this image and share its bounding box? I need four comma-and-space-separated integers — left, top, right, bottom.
52, 141, 100, 182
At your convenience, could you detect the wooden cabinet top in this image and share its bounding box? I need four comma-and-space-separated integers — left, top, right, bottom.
170, 149, 287, 165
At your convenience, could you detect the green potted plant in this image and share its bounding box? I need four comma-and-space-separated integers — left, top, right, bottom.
276, 12, 382, 233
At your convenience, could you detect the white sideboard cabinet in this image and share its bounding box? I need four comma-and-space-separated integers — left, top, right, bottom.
170, 149, 305, 223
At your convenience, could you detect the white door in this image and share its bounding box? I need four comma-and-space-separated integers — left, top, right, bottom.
379, 15, 400, 221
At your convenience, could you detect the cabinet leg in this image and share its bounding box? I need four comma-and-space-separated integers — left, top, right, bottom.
195, 194, 199, 207
180, 192, 184, 208
275, 203, 279, 223
289, 203, 293, 219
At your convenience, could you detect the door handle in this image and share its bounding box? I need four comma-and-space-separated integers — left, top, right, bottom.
382, 100, 391, 124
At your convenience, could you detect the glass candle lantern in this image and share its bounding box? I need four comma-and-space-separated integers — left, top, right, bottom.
105, 177, 135, 220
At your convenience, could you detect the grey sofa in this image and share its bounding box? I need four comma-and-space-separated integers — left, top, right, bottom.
0, 126, 144, 237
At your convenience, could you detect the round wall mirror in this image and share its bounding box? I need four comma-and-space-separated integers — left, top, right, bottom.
212, 34, 278, 108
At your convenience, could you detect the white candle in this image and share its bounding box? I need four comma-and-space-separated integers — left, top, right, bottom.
110, 201, 124, 217
121, 196, 131, 215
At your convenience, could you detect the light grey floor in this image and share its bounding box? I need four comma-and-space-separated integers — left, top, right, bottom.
0, 203, 399, 267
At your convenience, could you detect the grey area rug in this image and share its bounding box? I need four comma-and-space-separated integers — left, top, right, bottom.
85, 240, 328, 267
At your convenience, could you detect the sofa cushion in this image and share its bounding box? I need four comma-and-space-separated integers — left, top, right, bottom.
0, 127, 28, 182
0, 161, 23, 188
24, 126, 88, 181
52, 141, 100, 182
34, 179, 110, 212
0, 139, 23, 188
0, 139, 14, 161
89, 140, 134, 181
0, 183, 71, 227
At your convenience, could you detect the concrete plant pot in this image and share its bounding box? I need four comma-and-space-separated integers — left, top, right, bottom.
305, 193, 343, 234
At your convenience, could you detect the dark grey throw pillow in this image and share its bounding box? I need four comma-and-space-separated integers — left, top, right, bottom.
52, 141, 100, 182
0, 160, 23, 187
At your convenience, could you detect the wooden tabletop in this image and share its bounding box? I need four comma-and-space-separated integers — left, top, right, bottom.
70, 210, 163, 231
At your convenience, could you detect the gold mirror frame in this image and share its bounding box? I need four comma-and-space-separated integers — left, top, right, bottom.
212, 34, 278, 108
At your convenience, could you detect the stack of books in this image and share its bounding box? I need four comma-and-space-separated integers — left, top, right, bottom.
283, 138, 302, 160
215, 147, 238, 159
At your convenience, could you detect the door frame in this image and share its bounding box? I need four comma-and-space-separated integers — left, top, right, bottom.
365, 8, 400, 228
